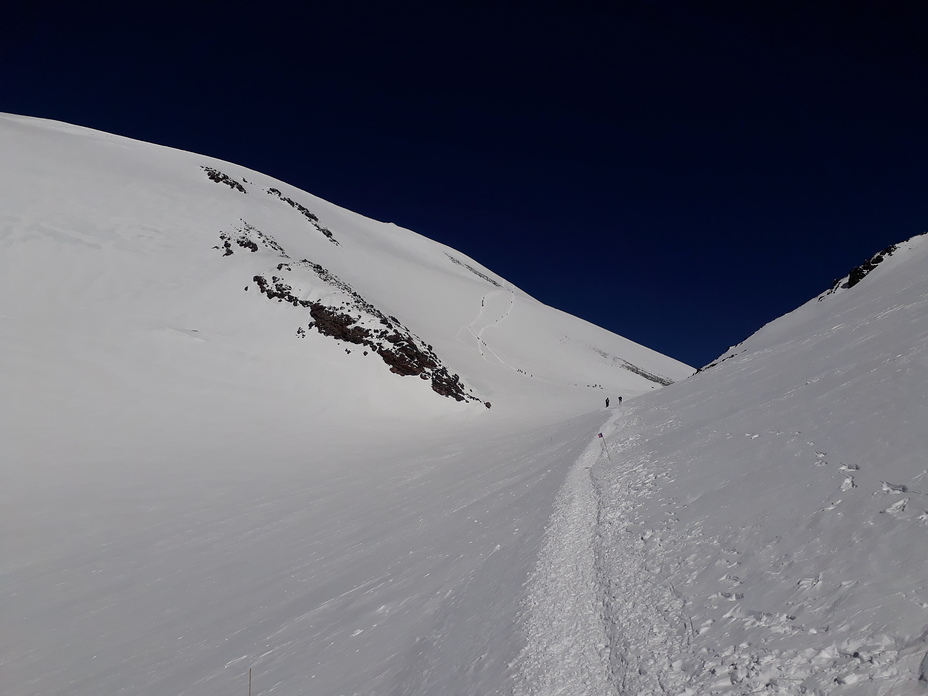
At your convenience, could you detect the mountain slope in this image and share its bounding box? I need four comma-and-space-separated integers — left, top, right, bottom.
518, 231, 928, 694
0, 112, 691, 458
0, 114, 690, 696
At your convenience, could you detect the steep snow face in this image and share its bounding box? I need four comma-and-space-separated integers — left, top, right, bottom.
530, 231, 928, 694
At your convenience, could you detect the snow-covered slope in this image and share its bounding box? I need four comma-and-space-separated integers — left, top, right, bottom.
0, 112, 690, 459
0, 114, 689, 696
519, 231, 928, 694
6, 112, 925, 696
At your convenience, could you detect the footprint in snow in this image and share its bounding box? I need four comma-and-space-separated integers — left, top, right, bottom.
797, 575, 821, 590
841, 476, 856, 491
716, 591, 744, 601
881, 499, 908, 516
839, 462, 860, 471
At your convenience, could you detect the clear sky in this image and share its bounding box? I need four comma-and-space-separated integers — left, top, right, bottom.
4, 1, 926, 367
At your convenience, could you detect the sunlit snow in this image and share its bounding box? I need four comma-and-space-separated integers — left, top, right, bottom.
3, 113, 926, 695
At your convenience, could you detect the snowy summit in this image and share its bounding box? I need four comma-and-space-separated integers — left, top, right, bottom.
2, 114, 927, 695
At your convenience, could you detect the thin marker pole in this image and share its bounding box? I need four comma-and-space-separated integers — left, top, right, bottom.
598, 434, 612, 461
249, 668, 252, 696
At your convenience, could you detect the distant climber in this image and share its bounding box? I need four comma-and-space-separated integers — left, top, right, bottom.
605, 398, 610, 408
618, 396, 623, 405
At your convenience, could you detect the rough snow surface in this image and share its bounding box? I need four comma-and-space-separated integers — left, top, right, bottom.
515, 231, 928, 695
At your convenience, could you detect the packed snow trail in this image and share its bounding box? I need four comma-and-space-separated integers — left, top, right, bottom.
514, 411, 617, 696
515, 408, 697, 696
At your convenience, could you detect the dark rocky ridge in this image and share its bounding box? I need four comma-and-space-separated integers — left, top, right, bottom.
215, 219, 479, 403
215, 222, 287, 257
824, 243, 900, 297
445, 253, 502, 288
589, 346, 675, 386
201, 166, 246, 193
818, 232, 928, 301
201, 166, 339, 246
266, 187, 339, 246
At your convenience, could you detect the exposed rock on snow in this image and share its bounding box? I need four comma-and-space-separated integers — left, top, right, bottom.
445, 252, 503, 288
247, 257, 481, 402
214, 220, 480, 402
822, 231, 927, 298
266, 186, 339, 245
201, 165, 246, 193
214, 221, 288, 257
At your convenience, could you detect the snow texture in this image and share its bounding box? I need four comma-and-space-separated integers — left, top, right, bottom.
516, 231, 928, 695
3, 113, 927, 695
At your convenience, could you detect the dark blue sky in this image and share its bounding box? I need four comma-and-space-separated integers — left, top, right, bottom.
4, 1, 927, 367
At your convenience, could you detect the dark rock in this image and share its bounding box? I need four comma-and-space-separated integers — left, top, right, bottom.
201, 166, 246, 193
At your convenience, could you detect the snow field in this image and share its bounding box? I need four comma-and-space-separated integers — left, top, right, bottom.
0, 114, 692, 696
2, 413, 609, 696
8, 113, 928, 696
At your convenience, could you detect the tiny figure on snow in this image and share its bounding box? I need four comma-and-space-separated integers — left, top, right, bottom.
618, 396, 623, 405
605, 398, 610, 408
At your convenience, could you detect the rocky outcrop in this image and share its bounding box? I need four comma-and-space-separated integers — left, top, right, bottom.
201, 166, 246, 193
213, 222, 288, 258
266, 188, 339, 245
445, 253, 502, 287
211, 214, 479, 403
245, 259, 479, 403
821, 232, 927, 299
827, 244, 899, 294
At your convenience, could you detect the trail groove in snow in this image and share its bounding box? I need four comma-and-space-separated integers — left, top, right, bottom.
590, 413, 697, 695
465, 289, 516, 369
514, 412, 615, 696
